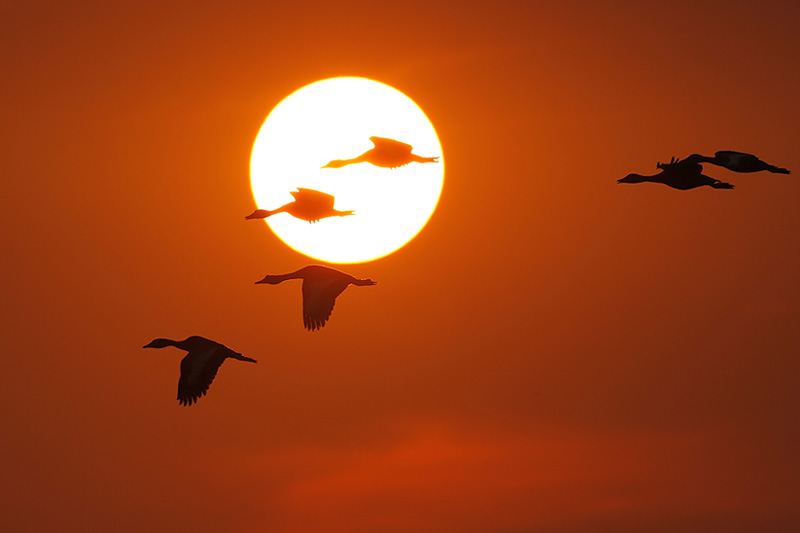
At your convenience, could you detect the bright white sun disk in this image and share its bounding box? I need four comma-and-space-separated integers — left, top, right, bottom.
249, 77, 444, 263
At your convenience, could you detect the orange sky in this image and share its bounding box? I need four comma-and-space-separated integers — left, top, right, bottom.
3, 1, 799, 531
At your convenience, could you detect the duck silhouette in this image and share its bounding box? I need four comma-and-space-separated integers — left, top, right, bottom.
658, 150, 790, 174
322, 136, 439, 169
255, 265, 377, 331
143, 336, 257, 406
619, 158, 734, 190
619, 150, 790, 190
245, 188, 354, 223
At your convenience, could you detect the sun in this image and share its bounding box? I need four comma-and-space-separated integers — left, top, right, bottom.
249, 77, 444, 263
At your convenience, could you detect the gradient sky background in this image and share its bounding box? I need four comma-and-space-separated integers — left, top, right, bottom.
3, 1, 799, 531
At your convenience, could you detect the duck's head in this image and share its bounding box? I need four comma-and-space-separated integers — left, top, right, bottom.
143, 338, 174, 349
245, 209, 270, 220
321, 159, 348, 169
618, 173, 647, 184
255, 275, 283, 285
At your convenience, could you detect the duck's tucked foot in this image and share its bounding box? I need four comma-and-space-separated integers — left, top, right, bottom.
711, 181, 734, 189
767, 164, 790, 174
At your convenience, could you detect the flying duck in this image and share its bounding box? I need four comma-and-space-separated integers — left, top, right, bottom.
143, 336, 257, 406
322, 136, 439, 169
619, 157, 734, 190
255, 265, 377, 331
660, 151, 790, 174
245, 188, 354, 223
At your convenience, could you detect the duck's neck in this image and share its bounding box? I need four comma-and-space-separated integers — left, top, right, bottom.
626, 173, 657, 184
275, 272, 302, 282
259, 269, 306, 284
345, 155, 368, 166
691, 153, 714, 164
147, 338, 184, 349
325, 155, 365, 168
245, 209, 274, 220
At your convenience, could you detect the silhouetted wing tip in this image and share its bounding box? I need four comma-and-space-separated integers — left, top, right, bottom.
178, 395, 195, 406
178, 386, 208, 406
303, 315, 328, 331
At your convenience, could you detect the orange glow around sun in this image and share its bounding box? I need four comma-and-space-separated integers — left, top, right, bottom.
249, 77, 444, 263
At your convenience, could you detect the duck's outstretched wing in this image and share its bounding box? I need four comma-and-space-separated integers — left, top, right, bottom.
177, 350, 226, 406
369, 136, 413, 154
301, 277, 349, 331
657, 155, 705, 170
292, 188, 336, 210
657, 157, 706, 179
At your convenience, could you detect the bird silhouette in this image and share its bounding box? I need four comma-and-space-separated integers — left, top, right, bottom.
255, 265, 377, 331
658, 150, 790, 174
245, 188, 354, 223
619, 150, 790, 190
322, 136, 439, 169
618, 159, 734, 190
143, 336, 257, 406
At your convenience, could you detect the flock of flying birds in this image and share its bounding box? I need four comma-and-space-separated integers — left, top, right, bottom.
144, 136, 440, 406
144, 143, 789, 406
618, 150, 790, 189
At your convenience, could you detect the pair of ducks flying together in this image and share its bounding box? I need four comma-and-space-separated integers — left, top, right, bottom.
245, 137, 439, 222
145, 265, 376, 406
618, 150, 790, 190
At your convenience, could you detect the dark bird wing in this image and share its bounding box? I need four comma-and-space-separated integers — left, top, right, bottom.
177, 348, 227, 406
291, 188, 336, 210
301, 276, 349, 331
658, 155, 705, 169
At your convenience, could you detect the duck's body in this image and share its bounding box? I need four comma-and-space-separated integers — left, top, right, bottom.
322, 136, 439, 169
671, 151, 790, 174
256, 265, 376, 331
619, 159, 734, 190
245, 188, 354, 223
143, 335, 256, 406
